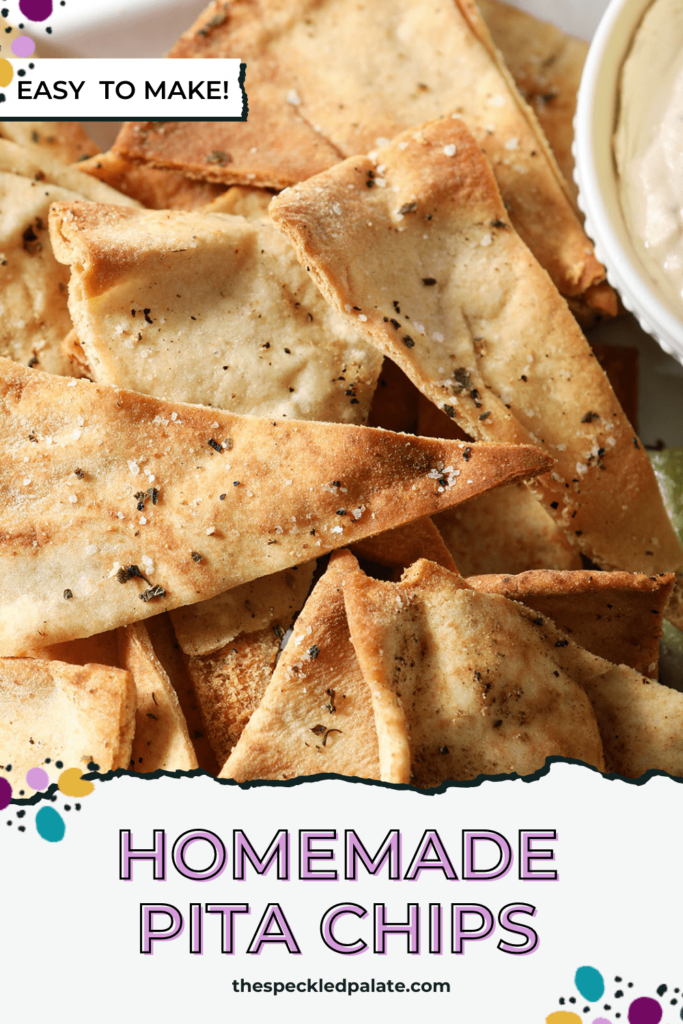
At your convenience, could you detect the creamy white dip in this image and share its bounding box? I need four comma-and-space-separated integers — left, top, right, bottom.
615, 0, 683, 319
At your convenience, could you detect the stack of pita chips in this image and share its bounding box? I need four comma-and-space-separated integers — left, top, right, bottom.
2, 0, 683, 787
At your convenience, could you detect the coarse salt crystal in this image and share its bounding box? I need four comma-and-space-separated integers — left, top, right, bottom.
117, 512, 125, 519
85, 544, 97, 556
68, 494, 78, 503
359, 314, 367, 322
77, 415, 84, 426
171, 412, 178, 421
504, 137, 519, 151
480, 233, 493, 247
68, 379, 77, 387
287, 88, 301, 105
433, 331, 445, 342
128, 460, 140, 476
72, 429, 82, 441
139, 516, 147, 525
443, 144, 457, 156
331, 526, 343, 534
275, 526, 284, 534
414, 322, 426, 335
206, 526, 216, 535
23, 477, 31, 486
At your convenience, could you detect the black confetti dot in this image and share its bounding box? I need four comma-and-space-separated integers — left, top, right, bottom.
75, 803, 81, 811
18, 826, 25, 832
45, 758, 51, 764
16, 810, 25, 818
5, 764, 10, 771
87, 762, 99, 771
659, 986, 668, 997
55, 761, 63, 768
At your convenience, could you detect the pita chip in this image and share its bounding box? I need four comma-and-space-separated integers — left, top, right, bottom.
270, 117, 682, 577
118, 622, 198, 773
145, 612, 218, 773
418, 394, 581, 573
343, 559, 605, 786
478, 0, 586, 206
0, 657, 136, 784
0, 146, 138, 376
0, 358, 550, 653
539, 621, 683, 779
221, 551, 380, 781
467, 570, 674, 678
61, 330, 92, 378
119, 0, 610, 313
171, 561, 316, 657
76, 150, 227, 211
184, 624, 283, 768
351, 517, 457, 573
50, 200, 382, 424
0, 121, 100, 165
434, 486, 582, 576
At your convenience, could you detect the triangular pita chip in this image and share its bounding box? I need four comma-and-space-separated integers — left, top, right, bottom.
478, 0, 586, 207
118, 622, 198, 773
50, 200, 382, 423
145, 612, 218, 774
117, 0, 611, 313
0, 146, 138, 376
202, 185, 273, 219
0, 121, 100, 165
184, 623, 283, 768
343, 559, 605, 786
0, 358, 550, 654
61, 329, 91, 378
467, 570, 675, 678
350, 517, 457, 573
77, 150, 226, 211
221, 551, 380, 781
434, 485, 582, 576
171, 561, 316, 657
270, 117, 682, 576
0, 657, 136, 784
418, 394, 581, 573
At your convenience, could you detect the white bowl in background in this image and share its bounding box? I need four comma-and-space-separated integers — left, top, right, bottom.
574, 0, 683, 365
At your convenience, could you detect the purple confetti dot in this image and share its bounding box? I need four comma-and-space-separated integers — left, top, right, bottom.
26, 767, 48, 791
18, 0, 52, 22
0, 777, 11, 809
11, 35, 35, 56
628, 998, 662, 1024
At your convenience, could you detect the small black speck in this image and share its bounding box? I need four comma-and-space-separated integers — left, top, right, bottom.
63, 589, 73, 600
87, 762, 99, 772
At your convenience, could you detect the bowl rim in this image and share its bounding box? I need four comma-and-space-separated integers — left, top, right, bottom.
574, 0, 683, 359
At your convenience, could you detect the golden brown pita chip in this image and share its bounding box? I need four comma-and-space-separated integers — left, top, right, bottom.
120, 0, 610, 311
468, 570, 674, 678
0, 358, 550, 654
434, 486, 582, 576
50, 200, 382, 424
478, 0, 586, 205
270, 117, 682, 577
119, 622, 198, 773
343, 559, 605, 786
351, 517, 457, 573
0, 122, 100, 165
418, 393, 581, 574
543, 626, 683, 779
145, 612, 218, 773
221, 551, 380, 781
185, 624, 282, 767
0, 657, 136, 783
171, 561, 316, 657
76, 150, 226, 211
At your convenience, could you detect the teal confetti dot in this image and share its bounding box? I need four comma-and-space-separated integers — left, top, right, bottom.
35, 805, 65, 842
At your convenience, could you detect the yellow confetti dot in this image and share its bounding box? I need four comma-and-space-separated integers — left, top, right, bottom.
58, 767, 95, 797
0, 58, 13, 88
546, 1014, 582, 1024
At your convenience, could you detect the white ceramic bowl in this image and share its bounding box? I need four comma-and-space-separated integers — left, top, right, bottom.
574, 0, 683, 363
